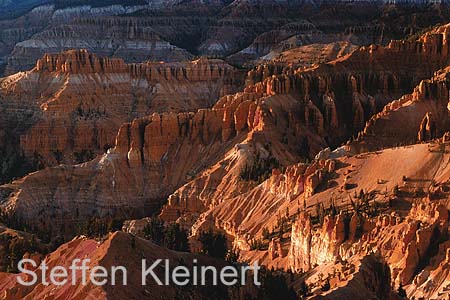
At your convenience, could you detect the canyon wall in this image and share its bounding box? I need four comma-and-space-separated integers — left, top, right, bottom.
351, 66, 450, 152
0, 89, 263, 233
0, 49, 241, 182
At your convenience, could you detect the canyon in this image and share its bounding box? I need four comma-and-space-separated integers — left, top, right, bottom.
2, 1, 450, 300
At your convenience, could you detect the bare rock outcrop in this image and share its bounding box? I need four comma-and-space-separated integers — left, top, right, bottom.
159, 24, 450, 233
287, 199, 449, 297
5, 15, 193, 75
288, 212, 346, 272
417, 112, 437, 142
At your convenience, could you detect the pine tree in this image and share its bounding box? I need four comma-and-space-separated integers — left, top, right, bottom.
262, 227, 270, 240
398, 283, 407, 298
199, 230, 228, 259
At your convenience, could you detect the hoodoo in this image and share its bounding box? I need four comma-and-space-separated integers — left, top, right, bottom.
2, 2, 450, 300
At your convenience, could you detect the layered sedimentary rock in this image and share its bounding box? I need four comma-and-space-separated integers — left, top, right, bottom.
2, 4, 450, 300
352, 65, 450, 152
0, 6, 51, 60
3, 1, 450, 75
243, 24, 450, 146
188, 140, 450, 299
226, 21, 318, 64
4, 23, 450, 237
1, 65, 340, 234
158, 24, 450, 236
260, 41, 357, 67
288, 200, 449, 299
0, 49, 240, 179
5, 17, 194, 74
0, 3, 158, 74
0, 90, 266, 233
228, 22, 359, 66
159, 91, 330, 228
182, 158, 335, 245
218, 141, 445, 241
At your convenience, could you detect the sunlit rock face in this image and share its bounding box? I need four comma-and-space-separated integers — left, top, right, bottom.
2, 5, 450, 300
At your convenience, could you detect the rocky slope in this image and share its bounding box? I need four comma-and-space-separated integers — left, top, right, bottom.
0, 231, 255, 300
196, 140, 450, 299
0, 90, 267, 234
351, 66, 450, 154
342, 24, 450, 154
0, 229, 396, 300
4, 16, 194, 74
255, 41, 358, 68
157, 24, 450, 234
0, 2, 154, 74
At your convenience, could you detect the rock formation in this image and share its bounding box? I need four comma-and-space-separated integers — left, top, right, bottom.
156, 25, 450, 242
5, 17, 193, 74
0, 49, 241, 182
417, 112, 437, 142
0, 89, 266, 233
2, 5, 450, 300
351, 65, 450, 152
0, 231, 259, 300
3, 2, 450, 75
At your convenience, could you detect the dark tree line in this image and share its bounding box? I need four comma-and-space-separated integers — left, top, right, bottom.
198, 230, 228, 259
0, 234, 41, 273
143, 218, 190, 252
257, 268, 297, 300
240, 154, 280, 183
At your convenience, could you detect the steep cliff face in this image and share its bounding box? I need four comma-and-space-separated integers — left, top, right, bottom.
228, 23, 360, 66
0, 5, 52, 45
3, 4, 450, 300
227, 144, 449, 299
159, 92, 329, 229
1, 67, 336, 231
3, 23, 450, 239
179, 158, 335, 248
351, 65, 450, 153
0, 50, 240, 179
0, 3, 159, 74
288, 212, 346, 273
242, 25, 450, 148
187, 140, 450, 299
226, 21, 318, 65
